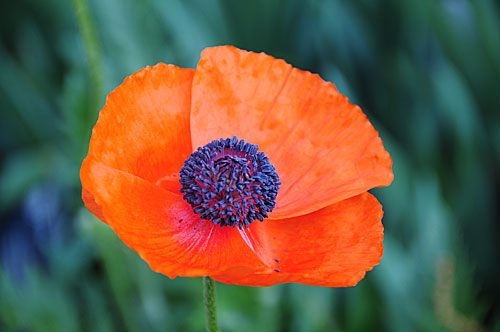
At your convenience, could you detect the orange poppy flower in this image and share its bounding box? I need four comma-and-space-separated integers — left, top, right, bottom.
80, 46, 393, 287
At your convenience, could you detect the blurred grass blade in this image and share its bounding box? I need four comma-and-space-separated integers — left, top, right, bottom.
71, 0, 104, 113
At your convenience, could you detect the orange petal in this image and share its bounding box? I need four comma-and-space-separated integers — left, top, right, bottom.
211, 192, 384, 287
82, 188, 106, 224
81, 160, 268, 278
85, 63, 194, 188
190, 46, 393, 218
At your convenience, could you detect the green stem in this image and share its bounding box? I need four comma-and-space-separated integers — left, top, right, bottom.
203, 276, 220, 332
71, 0, 104, 112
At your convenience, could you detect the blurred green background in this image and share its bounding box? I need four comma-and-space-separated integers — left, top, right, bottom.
1, 0, 499, 331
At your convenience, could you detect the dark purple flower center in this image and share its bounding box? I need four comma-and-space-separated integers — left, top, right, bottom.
179, 136, 281, 228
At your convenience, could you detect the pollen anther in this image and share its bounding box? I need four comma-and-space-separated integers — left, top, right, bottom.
180, 136, 281, 228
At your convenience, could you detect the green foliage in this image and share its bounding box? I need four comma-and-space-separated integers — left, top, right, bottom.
1, 0, 499, 331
